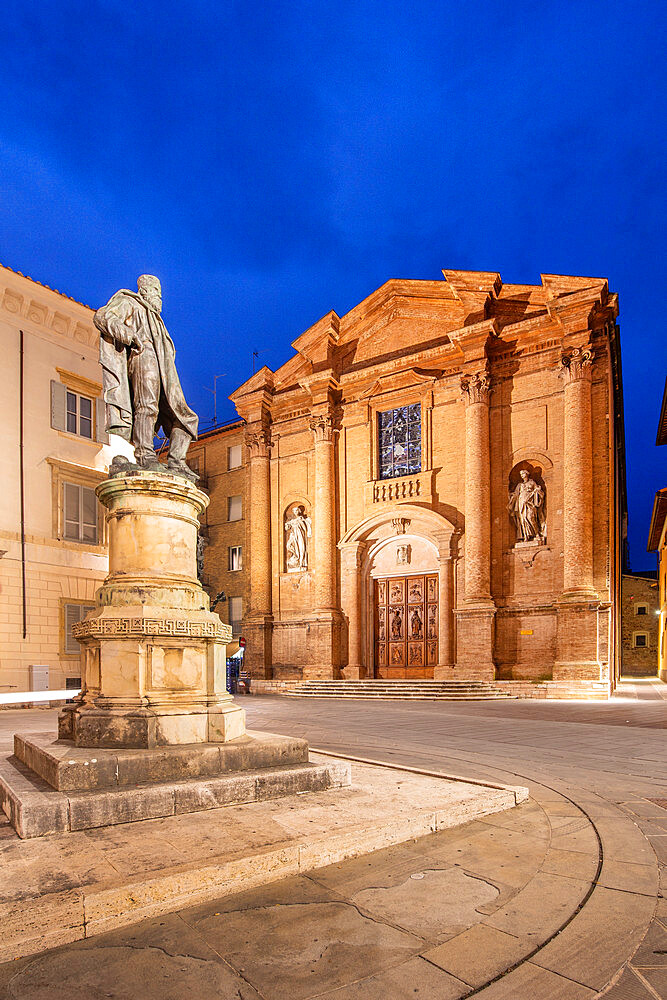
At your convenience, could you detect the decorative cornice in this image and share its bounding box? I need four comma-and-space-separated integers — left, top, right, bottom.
560, 347, 593, 384
460, 371, 492, 405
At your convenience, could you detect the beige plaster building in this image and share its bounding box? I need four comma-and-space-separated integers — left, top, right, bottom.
0, 264, 115, 695
230, 270, 626, 690
647, 381, 667, 682
620, 573, 659, 677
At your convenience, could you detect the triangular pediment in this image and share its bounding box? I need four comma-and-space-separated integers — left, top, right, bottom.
359, 367, 441, 400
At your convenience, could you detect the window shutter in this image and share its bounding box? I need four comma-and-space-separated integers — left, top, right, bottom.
65, 604, 81, 654
95, 396, 109, 444
50, 380, 67, 431
64, 483, 80, 539
81, 486, 98, 543
228, 444, 242, 469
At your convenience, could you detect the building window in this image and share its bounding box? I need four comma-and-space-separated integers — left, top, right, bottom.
228, 494, 243, 521
635, 604, 648, 616
66, 391, 93, 439
228, 444, 242, 470
229, 597, 243, 635
63, 602, 95, 655
63, 482, 98, 543
633, 633, 648, 648
229, 546, 243, 571
378, 404, 421, 480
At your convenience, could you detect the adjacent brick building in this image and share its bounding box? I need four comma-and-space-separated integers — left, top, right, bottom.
186, 420, 248, 651
229, 270, 626, 692
620, 573, 659, 677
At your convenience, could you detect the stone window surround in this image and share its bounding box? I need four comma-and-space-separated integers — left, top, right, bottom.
633, 632, 649, 648
634, 603, 648, 616
47, 458, 108, 549
367, 386, 433, 485
55, 367, 103, 442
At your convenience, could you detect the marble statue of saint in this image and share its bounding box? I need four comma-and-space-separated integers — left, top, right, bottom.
508, 470, 546, 543
285, 505, 311, 571
94, 275, 199, 480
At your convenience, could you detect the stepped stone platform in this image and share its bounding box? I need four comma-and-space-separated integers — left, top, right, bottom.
0, 730, 350, 839
286, 679, 518, 700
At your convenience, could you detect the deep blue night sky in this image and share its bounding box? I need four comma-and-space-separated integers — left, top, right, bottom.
1, 2, 665, 568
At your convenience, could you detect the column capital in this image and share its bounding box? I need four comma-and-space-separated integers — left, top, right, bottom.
244, 424, 272, 459
460, 371, 492, 405
560, 347, 593, 385
309, 412, 340, 443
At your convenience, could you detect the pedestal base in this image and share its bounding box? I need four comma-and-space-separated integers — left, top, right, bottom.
59, 698, 245, 748
454, 605, 496, 679
1, 730, 351, 839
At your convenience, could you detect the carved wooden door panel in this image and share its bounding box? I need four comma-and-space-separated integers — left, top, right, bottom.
374, 574, 438, 678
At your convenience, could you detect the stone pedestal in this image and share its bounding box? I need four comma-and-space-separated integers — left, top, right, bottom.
59, 471, 245, 748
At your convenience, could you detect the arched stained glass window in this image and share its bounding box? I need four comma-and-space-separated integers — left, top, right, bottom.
378, 403, 421, 480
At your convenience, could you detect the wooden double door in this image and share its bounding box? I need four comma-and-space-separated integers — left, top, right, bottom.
374, 573, 438, 678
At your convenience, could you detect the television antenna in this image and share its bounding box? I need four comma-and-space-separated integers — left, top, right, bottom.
202, 374, 227, 426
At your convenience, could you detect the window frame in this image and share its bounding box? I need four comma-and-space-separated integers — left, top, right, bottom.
228, 444, 243, 470
66, 389, 94, 439
227, 494, 243, 522
377, 402, 423, 481
633, 632, 649, 649
228, 596, 243, 635
367, 386, 433, 484
228, 545, 243, 571
47, 458, 107, 547
63, 481, 99, 544
635, 604, 648, 616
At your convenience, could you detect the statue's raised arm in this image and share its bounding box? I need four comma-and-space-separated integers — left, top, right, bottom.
94, 275, 199, 481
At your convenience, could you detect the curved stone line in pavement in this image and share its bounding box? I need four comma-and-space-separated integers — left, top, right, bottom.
313, 748, 658, 1000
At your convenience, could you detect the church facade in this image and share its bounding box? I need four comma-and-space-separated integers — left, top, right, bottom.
230, 270, 625, 690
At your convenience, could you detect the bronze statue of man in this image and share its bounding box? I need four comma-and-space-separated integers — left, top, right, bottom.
94, 275, 198, 479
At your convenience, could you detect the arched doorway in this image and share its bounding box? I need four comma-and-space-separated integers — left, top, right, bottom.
339, 505, 460, 679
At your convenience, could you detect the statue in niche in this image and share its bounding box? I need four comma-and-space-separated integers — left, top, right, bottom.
508, 469, 546, 544
94, 275, 199, 480
284, 505, 311, 572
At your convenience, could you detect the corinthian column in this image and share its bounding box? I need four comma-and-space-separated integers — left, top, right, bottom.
454, 371, 495, 678
245, 425, 272, 615
461, 372, 493, 603
339, 541, 365, 678
310, 413, 339, 610
560, 347, 596, 599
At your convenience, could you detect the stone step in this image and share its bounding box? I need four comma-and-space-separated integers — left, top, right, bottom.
15, 730, 309, 792
0, 754, 351, 839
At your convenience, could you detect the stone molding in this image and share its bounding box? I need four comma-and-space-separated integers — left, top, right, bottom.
73, 617, 232, 641
560, 347, 593, 383
460, 371, 492, 405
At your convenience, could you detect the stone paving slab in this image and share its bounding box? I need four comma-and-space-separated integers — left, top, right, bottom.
0, 754, 522, 963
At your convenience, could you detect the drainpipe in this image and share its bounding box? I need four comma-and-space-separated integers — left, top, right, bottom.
19, 330, 26, 639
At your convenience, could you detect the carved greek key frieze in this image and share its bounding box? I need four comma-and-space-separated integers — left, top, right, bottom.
460, 372, 492, 405
560, 347, 593, 383
72, 617, 232, 641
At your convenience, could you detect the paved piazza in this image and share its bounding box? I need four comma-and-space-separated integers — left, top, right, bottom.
0, 679, 665, 999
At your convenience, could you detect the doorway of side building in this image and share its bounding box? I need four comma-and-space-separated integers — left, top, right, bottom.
374, 573, 439, 678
